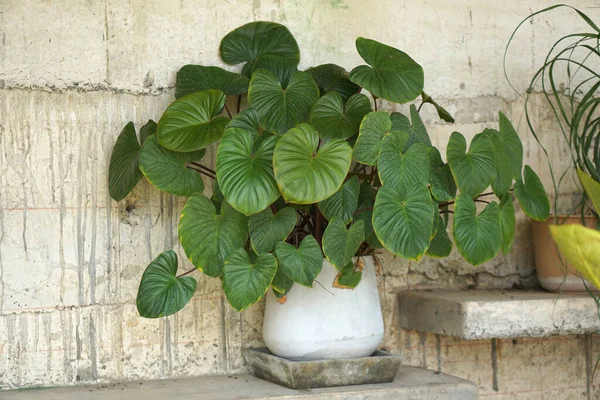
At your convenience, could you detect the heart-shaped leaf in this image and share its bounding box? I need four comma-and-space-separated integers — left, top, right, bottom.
306, 63, 361, 101
157, 90, 229, 152
373, 184, 434, 260
272, 266, 294, 295
219, 21, 300, 67
273, 123, 352, 204
550, 224, 600, 289
226, 108, 262, 135
109, 122, 143, 201
484, 129, 513, 197
136, 251, 197, 318
275, 235, 323, 287
178, 194, 248, 277
390, 105, 431, 147
139, 119, 157, 145
420, 92, 455, 123
175, 65, 249, 98
350, 37, 424, 104
499, 112, 523, 180
453, 194, 501, 265
426, 216, 453, 258
216, 128, 279, 215
140, 135, 206, 197
222, 248, 277, 311
249, 207, 297, 254
322, 217, 365, 270
514, 165, 550, 221
248, 70, 319, 134
309, 92, 371, 141
333, 261, 362, 289
428, 147, 457, 202
243, 55, 298, 88
447, 131, 495, 198
318, 176, 360, 224
378, 131, 430, 190
499, 194, 515, 254
352, 111, 393, 165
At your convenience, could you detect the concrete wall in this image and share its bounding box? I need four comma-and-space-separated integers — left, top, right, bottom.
0, 0, 598, 398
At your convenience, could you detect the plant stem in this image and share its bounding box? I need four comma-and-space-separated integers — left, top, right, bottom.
474, 199, 491, 205
315, 207, 323, 244
372, 95, 378, 111
186, 165, 215, 180
190, 162, 216, 175
224, 104, 232, 118
354, 207, 373, 216
417, 101, 425, 112
237, 95, 242, 114
439, 210, 454, 214
176, 268, 196, 278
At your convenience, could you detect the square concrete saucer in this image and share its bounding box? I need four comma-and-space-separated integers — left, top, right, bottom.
242, 347, 402, 390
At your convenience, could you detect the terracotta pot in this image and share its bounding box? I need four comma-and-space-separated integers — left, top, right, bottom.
532, 215, 599, 292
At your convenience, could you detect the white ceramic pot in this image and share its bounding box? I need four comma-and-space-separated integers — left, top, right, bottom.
262, 256, 384, 361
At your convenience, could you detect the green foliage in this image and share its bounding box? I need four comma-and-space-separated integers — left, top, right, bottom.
106, 20, 550, 317
136, 251, 197, 318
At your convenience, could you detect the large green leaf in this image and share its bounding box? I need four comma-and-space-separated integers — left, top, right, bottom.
243, 55, 298, 88
390, 105, 431, 147
378, 131, 430, 190
349, 37, 424, 104
453, 194, 501, 265
426, 216, 453, 258
322, 217, 365, 270
178, 194, 248, 277
175, 65, 249, 98
273, 123, 352, 204
136, 251, 197, 318
109, 122, 143, 201
275, 235, 323, 287
499, 112, 523, 180
139, 135, 206, 197
352, 111, 393, 165
447, 131, 495, 198
157, 90, 229, 152
373, 184, 434, 260
333, 261, 362, 289
248, 70, 319, 134
318, 176, 360, 224
306, 63, 361, 101
222, 248, 277, 311
249, 207, 297, 254
577, 168, 600, 213
225, 108, 262, 135
485, 129, 513, 197
219, 21, 300, 66
309, 92, 371, 141
514, 165, 550, 221
499, 194, 515, 254
428, 147, 457, 202
549, 224, 600, 289
216, 128, 279, 215
272, 266, 294, 294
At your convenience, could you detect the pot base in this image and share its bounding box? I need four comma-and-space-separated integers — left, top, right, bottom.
243, 347, 402, 390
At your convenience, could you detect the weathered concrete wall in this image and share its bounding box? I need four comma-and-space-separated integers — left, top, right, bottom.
0, 0, 598, 398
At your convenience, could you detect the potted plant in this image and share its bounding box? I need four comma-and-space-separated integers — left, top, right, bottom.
506, 5, 600, 292
108, 21, 550, 361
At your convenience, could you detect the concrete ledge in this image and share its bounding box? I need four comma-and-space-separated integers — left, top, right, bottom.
2, 366, 478, 400
398, 290, 600, 339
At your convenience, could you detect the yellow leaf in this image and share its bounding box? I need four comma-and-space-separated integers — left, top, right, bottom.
549, 224, 600, 289
577, 168, 600, 214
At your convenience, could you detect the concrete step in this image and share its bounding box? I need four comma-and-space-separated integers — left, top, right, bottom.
398, 289, 600, 339
2, 365, 478, 400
